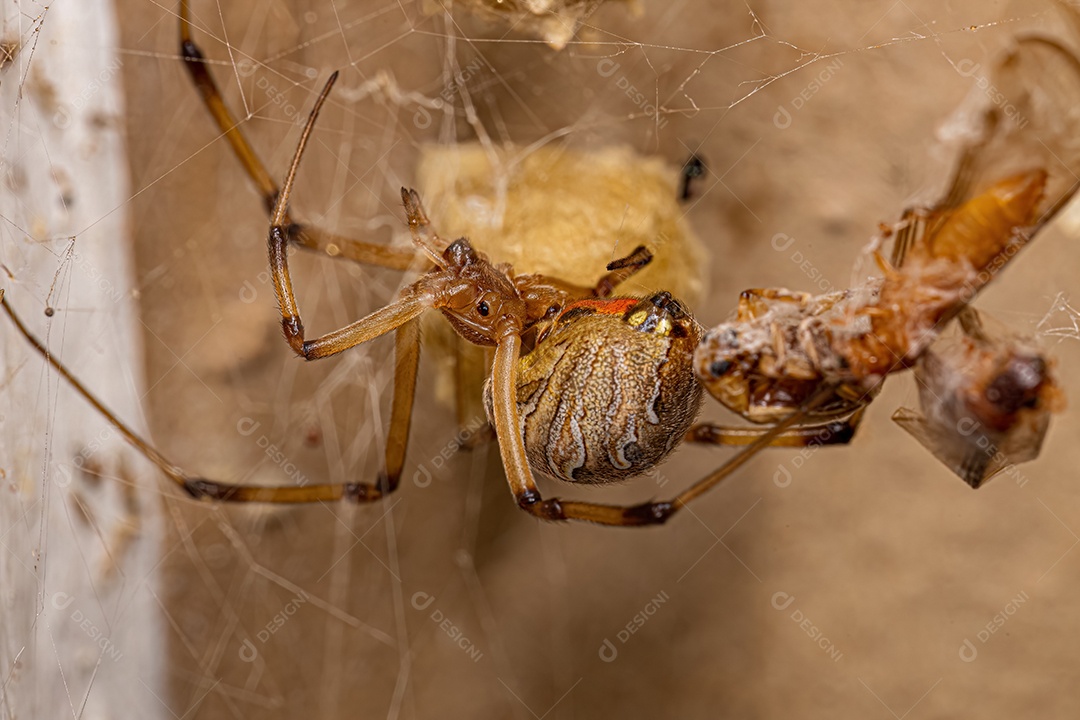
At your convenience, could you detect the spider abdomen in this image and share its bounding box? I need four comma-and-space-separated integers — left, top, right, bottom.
489, 294, 703, 484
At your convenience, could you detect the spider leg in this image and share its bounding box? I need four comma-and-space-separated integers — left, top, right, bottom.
1, 290, 192, 495
178, 0, 416, 271
384, 318, 420, 488
955, 306, 990, 342
686, 406, 866, 448
268, 72, 434, 360
183, 323, 421, 501
737, 287, 812, 320
400, 187, 452, 261
532, 245, 655, 300
489, 333, 540, 503
589, 245, 654, 297
2, 288, 425, 504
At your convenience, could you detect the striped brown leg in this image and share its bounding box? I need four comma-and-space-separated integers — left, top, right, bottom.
267, 73, 433, 362
536, 245, 655, 299
0, 290, 392, 502
686, 406, 867, 448
3, 230, 424, 504
591, 246, 654, 296
178, 0, 416, 271
383, 318, 420, 489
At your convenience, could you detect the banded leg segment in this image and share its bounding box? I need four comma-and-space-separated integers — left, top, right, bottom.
383, 318, 420, 490
179, 0, 416, 271
267, 73, 433, 361
687, 406, 867, 448
542, 245, 655, 299
1, 290, 401, 504
494, 368, 840, 526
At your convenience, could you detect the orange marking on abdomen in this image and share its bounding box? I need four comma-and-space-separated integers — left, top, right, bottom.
561, 297, 639, 318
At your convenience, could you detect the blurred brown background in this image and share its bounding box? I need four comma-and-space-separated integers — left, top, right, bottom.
113, 0, 1080, 717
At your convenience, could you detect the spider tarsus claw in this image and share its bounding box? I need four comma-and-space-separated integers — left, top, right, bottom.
401, 188, 429, 229
680, 154, 706, 201
624, 501, 675, 526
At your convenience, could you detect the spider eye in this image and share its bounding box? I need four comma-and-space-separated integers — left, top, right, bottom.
477, 300, 490, 317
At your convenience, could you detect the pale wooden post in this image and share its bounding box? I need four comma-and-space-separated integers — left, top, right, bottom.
0, 1, 163, 716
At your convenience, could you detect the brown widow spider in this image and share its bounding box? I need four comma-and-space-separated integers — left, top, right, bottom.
1, 64, 779, 528
0, 1, 746, 530
3, 20, 1078, 529
177, 0, 707, 450
690, 35, 1080, 482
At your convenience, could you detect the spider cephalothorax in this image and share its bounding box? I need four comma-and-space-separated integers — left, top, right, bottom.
425, 238, 527, 345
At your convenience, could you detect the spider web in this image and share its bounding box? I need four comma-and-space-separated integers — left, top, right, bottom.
1035, 291, 1080, 343
3, 1, 1080, 719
